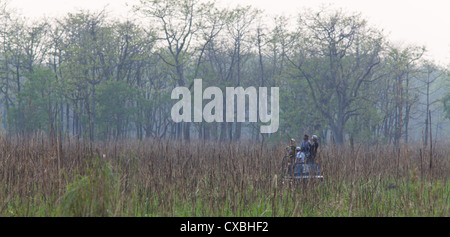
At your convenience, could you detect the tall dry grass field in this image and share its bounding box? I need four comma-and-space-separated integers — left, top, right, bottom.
0, 135, 448, 216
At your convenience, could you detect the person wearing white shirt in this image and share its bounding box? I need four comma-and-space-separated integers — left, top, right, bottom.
294, 147, 305, 176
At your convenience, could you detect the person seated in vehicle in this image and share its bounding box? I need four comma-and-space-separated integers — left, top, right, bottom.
294, 146, 305, 176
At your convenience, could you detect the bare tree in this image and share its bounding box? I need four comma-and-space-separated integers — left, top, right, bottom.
287, 9, 384, 144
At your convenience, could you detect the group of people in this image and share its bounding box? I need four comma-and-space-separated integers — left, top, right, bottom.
286, 134, 321, 177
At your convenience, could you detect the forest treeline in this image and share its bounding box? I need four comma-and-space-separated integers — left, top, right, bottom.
0, 0, 449, 144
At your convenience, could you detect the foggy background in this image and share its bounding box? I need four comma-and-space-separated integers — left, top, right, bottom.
10, 0, 450, 65
1, 0, 449, 144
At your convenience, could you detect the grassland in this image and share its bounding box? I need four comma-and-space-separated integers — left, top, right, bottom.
0, 135, 448, 217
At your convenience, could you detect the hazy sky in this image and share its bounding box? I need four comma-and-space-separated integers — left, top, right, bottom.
7, 0, 450, 65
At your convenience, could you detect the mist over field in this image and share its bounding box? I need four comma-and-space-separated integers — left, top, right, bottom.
0, 0, 448, 217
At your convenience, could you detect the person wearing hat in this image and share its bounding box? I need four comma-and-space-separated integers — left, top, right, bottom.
287, 138, 297, 160
285, 139, 297, 176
